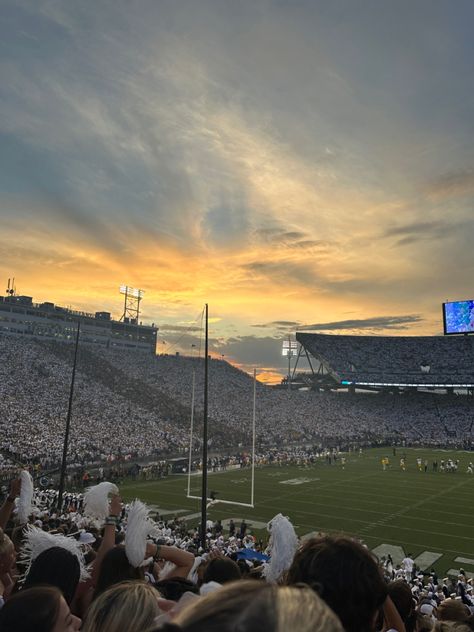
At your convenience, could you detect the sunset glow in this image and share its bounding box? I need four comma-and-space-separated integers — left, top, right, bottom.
2, 1, 473, 380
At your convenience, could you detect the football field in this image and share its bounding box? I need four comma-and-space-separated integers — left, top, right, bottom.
120, 448, 474, 578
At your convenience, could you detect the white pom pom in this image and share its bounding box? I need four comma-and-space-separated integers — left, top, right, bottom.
20, 525, 90, 581
125, 500, 159, 568
18, 470, 34, 524
84, 482, 119, 520
262, 513, 299, 583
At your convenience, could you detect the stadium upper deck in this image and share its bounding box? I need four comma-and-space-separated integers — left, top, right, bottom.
296, 332, 474, 389
0, 295, 157, 352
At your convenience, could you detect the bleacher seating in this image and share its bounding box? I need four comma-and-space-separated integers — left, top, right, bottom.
297, 333, 474, 385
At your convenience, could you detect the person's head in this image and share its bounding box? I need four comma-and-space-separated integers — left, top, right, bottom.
437, 599, 470, 622
154, 577, 199, 601
0, 528, 16, 575
169, 580, 343, 632
433, 623, 472, 632
82, 581, 163, 632
286, 535, 387, 632
388, 580, 416, 632
93, 546, 143, 598
0, 585, 81, 632
23, 547, 80, 605
203, 557, 242, 585
415, 612, 435, 632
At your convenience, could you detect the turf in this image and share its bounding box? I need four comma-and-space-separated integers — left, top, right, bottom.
119, 448, 474, 577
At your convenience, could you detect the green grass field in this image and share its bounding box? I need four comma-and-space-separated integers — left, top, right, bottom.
120, 448, 474, 578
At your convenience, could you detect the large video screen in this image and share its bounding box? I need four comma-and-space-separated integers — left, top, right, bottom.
443, 300, 474, 335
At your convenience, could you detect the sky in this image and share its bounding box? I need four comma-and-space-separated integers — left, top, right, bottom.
1, 0, 474, 383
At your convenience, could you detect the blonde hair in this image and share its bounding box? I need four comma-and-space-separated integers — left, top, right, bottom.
174, 580, 343, 632
277, 584, 343, 632
82, 581, 162, 632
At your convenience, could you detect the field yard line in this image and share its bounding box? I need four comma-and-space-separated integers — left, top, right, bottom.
359, 534, 474, 559
362, 523, 474, 542
252, 503, 474, 539
289, 523, 474, 559
287, 496, 474, 529
412, 505, 474, 520
355, 486, 474, 499
255, 472, 379, 509
252, 505, 371, 524
358, 476, 474, 538
377, 515, 474, 530
256, 493, 397, 516
288, 502, 395, 518
293, 487, 421, 505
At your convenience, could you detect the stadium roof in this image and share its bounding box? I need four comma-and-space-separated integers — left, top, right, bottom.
296, 332, 474, 388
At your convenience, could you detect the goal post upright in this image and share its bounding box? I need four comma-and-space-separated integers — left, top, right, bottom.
186, 368, 196, 498
186, 365, 257, 510
250, 368, 256, 507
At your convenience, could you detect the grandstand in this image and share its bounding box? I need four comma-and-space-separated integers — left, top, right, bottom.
0, 335, 473, 472
0, 293, 157, 352
295, 333, 474, 392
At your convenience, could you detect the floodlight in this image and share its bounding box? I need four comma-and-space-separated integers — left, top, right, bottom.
120, 285, 144, 299
282, 340, 298, 357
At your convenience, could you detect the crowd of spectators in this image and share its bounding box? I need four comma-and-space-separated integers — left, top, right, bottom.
0, 338, 192, 470
0, 476, 472, 631
105, 345, 474, 449
0, 335, 473, 630
297, 333, 474, 386
0, 337, 473, 473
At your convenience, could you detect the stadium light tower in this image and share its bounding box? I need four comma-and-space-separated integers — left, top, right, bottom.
282, 336, 298, 391
119, 285, 144, 323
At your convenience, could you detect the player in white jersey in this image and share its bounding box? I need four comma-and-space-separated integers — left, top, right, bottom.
402, 554, 414, 579
467, 462, 473, 474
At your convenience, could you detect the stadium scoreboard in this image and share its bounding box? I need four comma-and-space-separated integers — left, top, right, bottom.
442, 299, 474, 335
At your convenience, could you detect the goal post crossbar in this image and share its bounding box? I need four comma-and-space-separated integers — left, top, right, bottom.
186, 494, 254, 508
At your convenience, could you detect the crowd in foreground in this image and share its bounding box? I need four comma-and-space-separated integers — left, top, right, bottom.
0, 474, 472, 632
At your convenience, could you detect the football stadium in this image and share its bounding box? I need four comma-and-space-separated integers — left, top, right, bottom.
0, 292, 473, 604
2, 3, 474, 627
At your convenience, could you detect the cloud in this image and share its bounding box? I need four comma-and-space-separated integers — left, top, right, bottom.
213, 335, 287, 369
159, 324, 202, 333
253, 227, 333, 252
2, 0, 474, 377
382, 219, 470, 247
252, 320, 301, 329
298, 315, 423, 331
426, 168, 474, 199
241, 260, 321, 286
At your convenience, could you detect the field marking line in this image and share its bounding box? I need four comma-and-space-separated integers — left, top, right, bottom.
250, 500, 474, 541
254, 472, 380, 510
290, 525, 474, 560
358, 476, 474, 538
413, 505, 474, 520
301, 497, 474, 527
254, 494, 397, 516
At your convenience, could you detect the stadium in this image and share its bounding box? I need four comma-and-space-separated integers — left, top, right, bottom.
0, 289, 473, 607
3, 2, 474, 628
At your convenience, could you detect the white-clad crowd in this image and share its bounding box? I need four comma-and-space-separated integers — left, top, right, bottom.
0, 337, 472, 471
298, 332, 474, 386
0, 476, 472, 632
